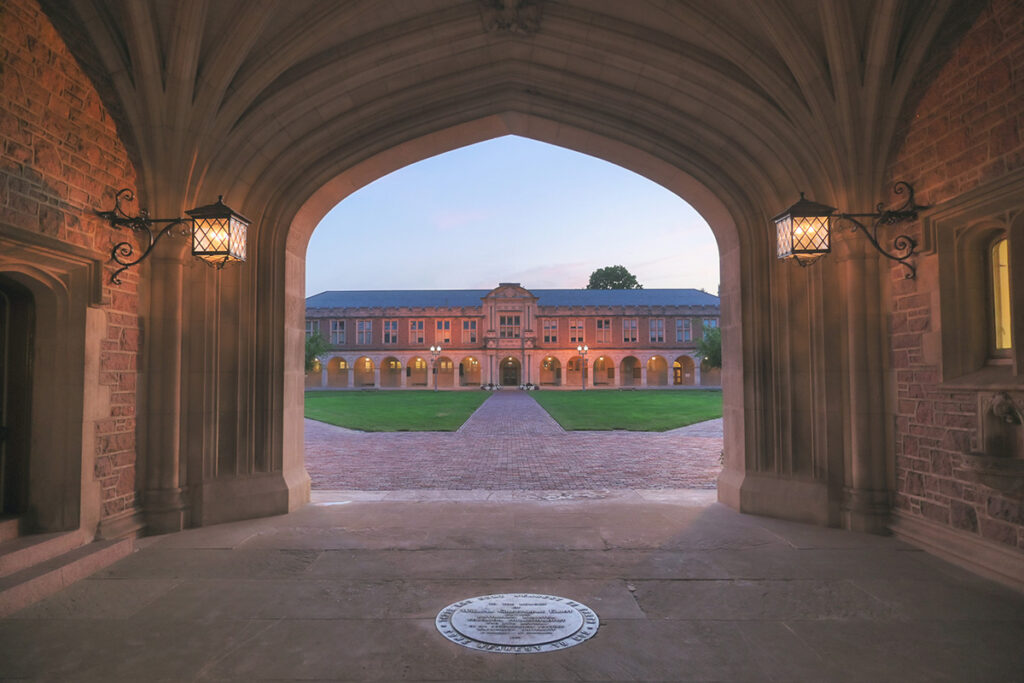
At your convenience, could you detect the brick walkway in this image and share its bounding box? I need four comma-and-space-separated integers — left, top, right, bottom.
305, 391, 723, 490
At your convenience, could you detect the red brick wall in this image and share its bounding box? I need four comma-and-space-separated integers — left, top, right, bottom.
887, 0, 1024, 549
0, 0, 140, 520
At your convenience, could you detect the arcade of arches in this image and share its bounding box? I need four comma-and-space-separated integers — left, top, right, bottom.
1, 0, 1022, 599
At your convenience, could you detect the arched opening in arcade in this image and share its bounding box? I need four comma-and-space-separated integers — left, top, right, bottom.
353, 357, 375, 387
593, 356, 614, 386
647, 356, 669, 386
673, 356, 696, 386
460, 357, 481, 386
620, 356, 641, 387
381, 358, 403, 388
539, 356, 561, 386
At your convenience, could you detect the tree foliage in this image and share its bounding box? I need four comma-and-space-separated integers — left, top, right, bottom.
697, 325, 722, 369
586, 265, 642, 289
305, 332, 330, 372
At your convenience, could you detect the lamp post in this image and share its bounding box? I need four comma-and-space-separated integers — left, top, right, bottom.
577, 344, 588, 391
429, 345, 442, 392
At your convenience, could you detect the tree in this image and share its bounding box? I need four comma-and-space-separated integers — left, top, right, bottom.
586, 265, 642, 290
697, 325, 721, 369
305, 332, 330, 372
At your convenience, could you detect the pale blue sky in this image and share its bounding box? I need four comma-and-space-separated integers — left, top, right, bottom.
305, 136, 720, 295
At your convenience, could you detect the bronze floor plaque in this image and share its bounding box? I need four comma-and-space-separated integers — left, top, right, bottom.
435, 593, 599, 653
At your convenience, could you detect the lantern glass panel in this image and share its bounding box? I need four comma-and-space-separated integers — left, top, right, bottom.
791, 214, 830, 258
192, 215, 247, 264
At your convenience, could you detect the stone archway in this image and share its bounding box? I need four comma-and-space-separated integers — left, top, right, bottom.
353, 357, 375, 387
539, 356, 561, 386
499, 356, 521, 386
674, 356, 696, 386
407, 356, 429, 387
459, 357, 481, 387
593, 356, 614, 386
380, 357, 402, 388
620, 356, 641, 387
647, 356, 669, 386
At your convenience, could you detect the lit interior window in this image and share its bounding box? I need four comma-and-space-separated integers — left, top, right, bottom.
992, 237, 1012, 351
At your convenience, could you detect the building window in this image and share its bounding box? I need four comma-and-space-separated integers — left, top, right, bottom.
463, 319, 477, 344
569, 318, 584, 343
992, 236, 1012, 354
383, 319, 398, 344
357, 320, 372, 345
499, 314, 521, 339
336, 359, 348, 370
623, 318, 637, 343
412, 358, 426, 370
596, 318, 611, 343
330, 320, 345, 345
543, 319, 558, 343
439, 358, 453, 371
410, 319, 424, 344
649, 318, 664, 343
704, 318, 718, 329
305, 320, 319, 338
676, 318, 692, 343
436, 319, 451, 344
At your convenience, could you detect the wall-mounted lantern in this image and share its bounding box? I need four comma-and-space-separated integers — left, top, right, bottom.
773, 181, 925, 278
98, 189, 248, 284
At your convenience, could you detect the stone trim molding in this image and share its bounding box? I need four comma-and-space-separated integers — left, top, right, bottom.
890, 510, 1024, 593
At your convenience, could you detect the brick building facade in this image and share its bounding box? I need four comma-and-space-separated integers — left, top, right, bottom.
305, 283, 721, 390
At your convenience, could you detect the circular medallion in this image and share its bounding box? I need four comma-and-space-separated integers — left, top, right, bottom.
435, 593, 600, 653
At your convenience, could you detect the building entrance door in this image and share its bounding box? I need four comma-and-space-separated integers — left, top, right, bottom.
0, 277, 33, 516
500, 357, 520, 386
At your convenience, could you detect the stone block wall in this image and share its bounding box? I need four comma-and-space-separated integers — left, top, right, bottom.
887, 0, 1024, 550
0, 0, 140, 521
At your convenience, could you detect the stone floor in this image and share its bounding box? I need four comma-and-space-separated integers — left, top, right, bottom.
305, 392, 724, 490
2, 490, 1023, 681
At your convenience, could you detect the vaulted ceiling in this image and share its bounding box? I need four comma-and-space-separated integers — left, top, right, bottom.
45, 0, 978, 233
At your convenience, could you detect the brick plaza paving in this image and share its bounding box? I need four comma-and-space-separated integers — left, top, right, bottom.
305, 391, 723, 490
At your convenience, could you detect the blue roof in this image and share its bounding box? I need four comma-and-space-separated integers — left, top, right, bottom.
306, 288, 719, 309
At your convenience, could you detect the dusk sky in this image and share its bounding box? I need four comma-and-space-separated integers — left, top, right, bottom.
305, 136, 720, 296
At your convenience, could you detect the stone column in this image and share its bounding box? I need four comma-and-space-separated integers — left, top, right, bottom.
693, 357, 701, 386
320, 361, 328, 387
373, 367, 380, 388
143, 251, 187, 533
400, 361, 407, 388
347, 365, 353, 388
641, 362, 648, 387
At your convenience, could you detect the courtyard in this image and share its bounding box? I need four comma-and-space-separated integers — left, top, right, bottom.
305, 392, 724, 490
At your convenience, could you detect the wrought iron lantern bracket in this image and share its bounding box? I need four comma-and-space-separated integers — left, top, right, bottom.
97, 189, 191, 285
833, 181, 926, 280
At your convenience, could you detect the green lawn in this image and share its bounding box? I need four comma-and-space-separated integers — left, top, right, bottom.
530, 389, 722, 431
304, 390, 491, 431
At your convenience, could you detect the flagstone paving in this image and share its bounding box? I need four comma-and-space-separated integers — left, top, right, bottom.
305, 391, 723, 490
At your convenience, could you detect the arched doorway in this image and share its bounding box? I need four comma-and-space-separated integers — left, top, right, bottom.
381, 357, 402, 388
673, 356, 695, 385
593, 356, 614, 386
354, 357, 375, 387
0, 277, 32, 517
499, 356, 521, 386
647, 356, 668, 386
620, 356, 641, 387
460, 357, 481, 386
539, 356, 561, 386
